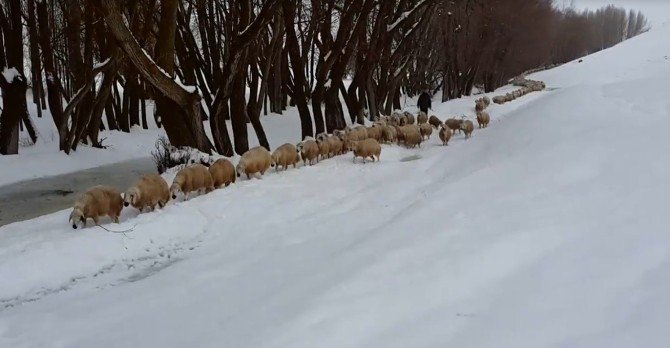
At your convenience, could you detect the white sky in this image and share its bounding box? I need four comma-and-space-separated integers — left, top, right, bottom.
566, 0, 670, 28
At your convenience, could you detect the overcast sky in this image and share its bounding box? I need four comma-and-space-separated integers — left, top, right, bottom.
565, 0, 670, 27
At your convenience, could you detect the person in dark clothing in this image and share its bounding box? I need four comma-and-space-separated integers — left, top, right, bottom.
418, 91, 432, 114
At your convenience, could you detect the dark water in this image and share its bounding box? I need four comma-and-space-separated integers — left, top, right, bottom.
0, 157, 155, 227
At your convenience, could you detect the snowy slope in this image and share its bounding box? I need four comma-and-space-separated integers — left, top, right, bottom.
2, 20, 670, 348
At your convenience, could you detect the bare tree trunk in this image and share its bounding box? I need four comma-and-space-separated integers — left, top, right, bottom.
36, 0, 66, 148
0, 0, 30, 154
94, 0, 213, 152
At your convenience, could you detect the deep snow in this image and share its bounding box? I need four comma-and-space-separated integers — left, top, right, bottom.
2, 14, 670, 348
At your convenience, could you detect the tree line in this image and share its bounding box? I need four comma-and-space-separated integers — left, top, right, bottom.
0, 0, 648, 156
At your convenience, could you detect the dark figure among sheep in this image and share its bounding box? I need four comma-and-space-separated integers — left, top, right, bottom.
418, 91, 432, 114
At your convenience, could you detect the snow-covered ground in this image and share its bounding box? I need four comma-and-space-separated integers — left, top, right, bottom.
2, 13, 670, 348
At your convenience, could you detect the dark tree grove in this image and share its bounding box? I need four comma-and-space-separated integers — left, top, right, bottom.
0, 0, 649, 155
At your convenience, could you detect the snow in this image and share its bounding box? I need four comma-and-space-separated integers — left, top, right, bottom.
174, 76, 199, 94
387, 11, 411, 32
1, 67, 20, 83
2, 13, 670, 348
92, 58, 111, 70
387, 1, 426, 32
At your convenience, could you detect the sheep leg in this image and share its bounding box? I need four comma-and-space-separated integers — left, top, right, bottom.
92, 216, 99, 226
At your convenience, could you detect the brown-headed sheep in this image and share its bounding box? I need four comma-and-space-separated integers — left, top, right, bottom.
272, 143, 301, 171
417, 111, 429, 124
209, 158, 236, 188
69, 185, 123, 229
366, 125, 383, 142
445, 118, 463, 134
476, 111, 490, 128
428, 115, 443, 129
349, 138, 382, 163
404, 112, 416, 125
327, 135, 345, 157
381, 125, 397, 144
235, 146, 274, 179
297, 139, 320, 166
475, 99, 486, 112
316, 138, 331, 160
461, 120, 475, 139
171, 164, 214, 200
419, 123, 433, 140
123, 173, 170, 212
438, 125, 452, 146
316, 132, 329, 143
400, 125, 422, 148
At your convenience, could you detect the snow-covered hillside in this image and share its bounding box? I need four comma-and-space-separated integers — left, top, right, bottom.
1, 17, 670, 348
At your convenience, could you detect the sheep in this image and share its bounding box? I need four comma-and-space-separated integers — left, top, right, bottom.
272, 143, 301, 171
438, 125, 452, 146
445, 118, 463, 134
316, 137, 331, 160
347, 126, 368, 141
366, 125, 383, 142
400, 125, 423, 148
349, 138, 382, 163
482, 96, 491, 106
404, 112, 416, 125
389, 115, 400, 126
327, 135, 345, 157
170, 164, 214, 200
69, 185, 123, 229
428, 115, 443, 129
476, 111, 490, 128
404, 130, 423, 148
419, 123, 433, 140
316, 132, 329, 143
417, 111, 429, 124
381, 125, 397, 144
235, 146, 274, 179
297, 139, 320, 166
394, 125, 405, 144
208, 158, 236, 188
123, 173, 170, 212
373, 119, 387, 128
475, 99, 486, 112
461, 120, 475, 139
493, 96, 506, 104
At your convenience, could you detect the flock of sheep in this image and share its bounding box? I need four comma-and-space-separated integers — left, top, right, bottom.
492, 78, 546, 105
67, 85, 536, 230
